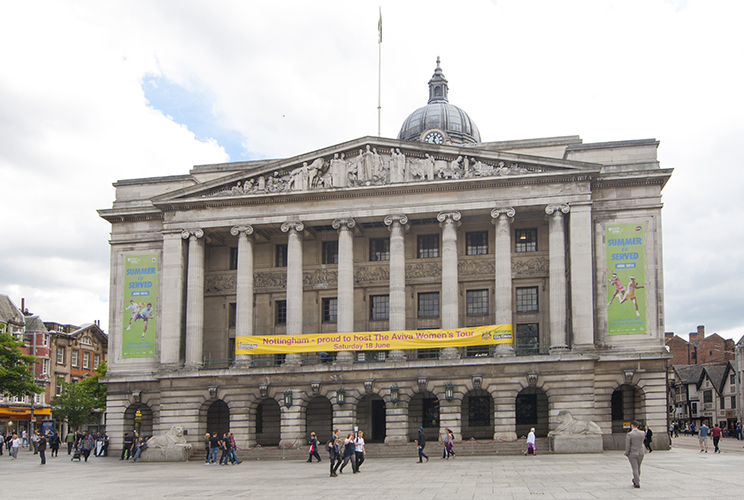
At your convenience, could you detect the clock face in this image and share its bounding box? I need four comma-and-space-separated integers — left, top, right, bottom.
424, 131, 444, 145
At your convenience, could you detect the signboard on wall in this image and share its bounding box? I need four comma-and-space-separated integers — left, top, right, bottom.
605, 223, 646, 335
122, 254, 158, 357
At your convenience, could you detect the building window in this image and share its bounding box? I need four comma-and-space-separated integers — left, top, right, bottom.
417, 234, 439, 259
703, 390, 712, 403
94, 353, 101, 368
322, 298, 338, 323
42, 358, 49, 375
56, 347, 65, 365
691, 402, 698, 415
466, 289, 489, 316
81, 335, 92, 346
732, 397, 737, 410
83, 351, 91, 369
369, 295, 390, 321
42, 334, 49, 347
56, 378, 64, 397
516, 287, 539, 312
515, 228, 537, 252
229, 247, 238, 270
516, 323, 539, 355
417, 292, 440, 318
466, 231, 488, 255
422, 397, 440, 428
721, 397, 725, 409
228, 303, 237, 328
369, 238, 390, 261
322, 241, 339, 264
275, 300, 287, 325
71, 350, 79, 367
731, 374, 736, 386
276, 244, 288, 267
469, 396, 491, 427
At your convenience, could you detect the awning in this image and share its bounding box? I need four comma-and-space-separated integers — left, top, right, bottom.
0, 407, 52, 420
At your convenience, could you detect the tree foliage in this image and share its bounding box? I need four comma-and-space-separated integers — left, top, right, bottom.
52, 361, 107, 430
0, 331, 44, 398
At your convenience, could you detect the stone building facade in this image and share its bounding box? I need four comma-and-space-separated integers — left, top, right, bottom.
99, 62, 672, 453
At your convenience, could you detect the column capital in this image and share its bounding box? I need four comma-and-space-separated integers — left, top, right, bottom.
545, 204, 570, 216
490, 207, 515, 220
280, 221, 304, 233
332, 217, 356, 231
437, 211, 461, 224
384, 214, 408, 226
181, 228, 204, 239
230, 225, 254, 237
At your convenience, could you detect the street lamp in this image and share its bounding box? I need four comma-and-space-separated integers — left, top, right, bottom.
336, 388, 346, 406
444, 382, 454, 401
283, 390, 293, 408
390, 384, 399, 405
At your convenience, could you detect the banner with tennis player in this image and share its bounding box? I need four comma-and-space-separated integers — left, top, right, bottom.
605, 223, 646, 335
122, 254, 158, 357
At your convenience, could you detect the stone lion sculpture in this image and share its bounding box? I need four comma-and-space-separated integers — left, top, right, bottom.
146, 425, 192, 450
548, 410, 602, 436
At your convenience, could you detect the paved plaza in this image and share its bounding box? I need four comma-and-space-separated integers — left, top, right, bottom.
3, 436, 744, 499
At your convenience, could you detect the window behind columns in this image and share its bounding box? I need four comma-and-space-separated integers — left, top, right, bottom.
417, 292, 440, 318
515, 323, 539, 355
516, 287, 539, 312
465, 231, 488, 255
515, 228, 537, 252
369, 295, 390, 320
322, 298, 338, 323
417, 234, 439, 258
369, 238, 390, 261
275, 300, 287, 325
466, 289, 489, 315
322, 241, 338, 264
275, 244, 288, 267
228, 303, 236, 328
229, 247, 238, 270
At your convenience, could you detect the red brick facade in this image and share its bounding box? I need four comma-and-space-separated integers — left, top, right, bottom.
665, 325, 734, 366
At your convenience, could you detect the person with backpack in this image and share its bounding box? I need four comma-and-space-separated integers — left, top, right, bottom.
80, 431, 94, 462
327, 429, 342, 477
307, 431, 321, 463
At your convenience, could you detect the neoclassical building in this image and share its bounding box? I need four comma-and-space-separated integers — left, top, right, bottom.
99, 60, 672, 452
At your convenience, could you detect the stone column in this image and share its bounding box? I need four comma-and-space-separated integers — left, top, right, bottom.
546, 205, 570, 352
569, 203, 595, 349
281, 221, 304, 365
333, 218, 356, 364
384, 214, 408, 362
438, 395, 463, 443
182, 229, 205, 369
384, 399, 409, 445
160, 231, 186, 368
438, 211, 461, 360
332, 395, 357, 436
491, 208, 515, 354
279, 391, 305, 448
231, 225, 254, 367
492, 387, 517, 441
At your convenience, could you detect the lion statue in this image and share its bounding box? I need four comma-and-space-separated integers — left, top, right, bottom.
146, 425, 192, 450
548, 410, 602, 436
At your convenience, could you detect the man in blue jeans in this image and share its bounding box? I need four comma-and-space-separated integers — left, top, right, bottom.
206, 433, 220, 464
416, 427, 429, 463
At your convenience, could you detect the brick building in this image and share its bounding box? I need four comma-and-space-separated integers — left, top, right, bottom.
665, 325, 735, 366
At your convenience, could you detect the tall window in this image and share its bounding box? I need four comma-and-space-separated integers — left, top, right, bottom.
469, 396, 491, 426
56, 347, 65, 365
228, 303, 237, 328
275, 300, 287, 325
516, 323, 539, 355
229, 247, 238, 270
417, 234, 439, 258
466, 289, 489, 316
83, 351, 91, 369
422, 398, 440, 427
704, 390, 712, 403
322, 298, 338, 323
516, 287, 539, 312
466, 231, 488, 255
71, 350, 79, 367
369, 295, 390, 321
515, 228, 537, 252
42, 358, 49, 375
42, 334, 49, 347
56, 378, 64, 397
94, 353, 101, 368
322, 241, 339, 264
275, 244, 288, 267
418, 292, 440, 318
369, 238, 390, 261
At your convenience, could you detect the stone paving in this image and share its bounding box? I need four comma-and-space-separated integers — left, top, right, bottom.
3, 436, 744, 499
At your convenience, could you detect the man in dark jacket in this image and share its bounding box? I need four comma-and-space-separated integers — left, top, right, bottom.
328, 429, 342, 477
38, 434, 47, 465
416, 427, 429, 463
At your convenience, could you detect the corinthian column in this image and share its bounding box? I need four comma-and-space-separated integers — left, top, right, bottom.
384, 214, 408, 362
160, 231, 186, 368
569, 202, 595, 349
182, 228, 205, 369
491, 208, 515, 354
231, 225, 254, 367
333, 218, 356, 333
438, 211, 461, 360
546, 205, 570, 352
281, 221, 304, 365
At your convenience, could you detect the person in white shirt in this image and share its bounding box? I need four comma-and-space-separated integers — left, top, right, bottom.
354, 431, 366, 471
525, 428, 536, 455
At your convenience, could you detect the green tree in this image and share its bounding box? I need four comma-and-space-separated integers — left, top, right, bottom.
0, 331, 43, 398
52, 361, 107, 429
78, 360, 107, 410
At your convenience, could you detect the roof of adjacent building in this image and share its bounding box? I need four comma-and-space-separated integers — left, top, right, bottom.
0, 294, 24, 327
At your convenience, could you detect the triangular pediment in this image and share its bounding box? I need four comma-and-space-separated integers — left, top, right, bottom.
153, 136, 600, 204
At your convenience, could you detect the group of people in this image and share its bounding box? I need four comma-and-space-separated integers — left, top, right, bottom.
324, 429, 366, 477
203, 432, 242, 465
697, 421, 725, 454
1, 429, 64, 464
120, 432, 148, 462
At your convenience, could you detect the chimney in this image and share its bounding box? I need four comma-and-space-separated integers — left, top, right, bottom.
21, 297, 25, 312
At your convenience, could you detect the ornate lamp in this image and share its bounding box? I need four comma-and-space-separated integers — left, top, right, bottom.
336, 388, 346, 406
390, 384, 399, 405
444, 382, 454, 401
283, 390, 293, 408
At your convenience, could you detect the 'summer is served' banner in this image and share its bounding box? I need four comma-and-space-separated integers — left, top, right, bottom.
122, 254, 158, 357
236, 324, 512, 355
606, 223, 646, 335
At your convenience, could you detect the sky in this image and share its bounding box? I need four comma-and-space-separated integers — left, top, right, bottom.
1, 0, 742, 342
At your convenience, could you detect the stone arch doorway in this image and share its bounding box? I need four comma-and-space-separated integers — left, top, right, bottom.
124, 403, 153, 438
306, 396, 333, 443
461, 389, 493, 440
515, 387, 549, 438
206, 400, 230, 437
408, 391, 439, 442
357, 394, 386, 443
255, 398, 281, 446
611, 384, 640, 433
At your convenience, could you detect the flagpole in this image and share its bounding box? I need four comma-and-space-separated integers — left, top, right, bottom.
377, 7, 382, 137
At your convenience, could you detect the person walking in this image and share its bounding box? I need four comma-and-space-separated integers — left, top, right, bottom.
229, 433, 241, 465
49, 431, 61, 458
31, 430, 40, 454
443, 428, 456, 459
699, 421, 710, 453
206, 432, 220, 465
338, 432, 357, 474
525, 427, 536, 456
644, 425, 653, 453
21, 429, 28, 448
416, 427, 429, 463
219, 432, 232, 465
736, 421, 742, 441
354, 431, 366, 471
80, 431, 94, 462
38, 434, 47, 465
711, 423, 723, 454
66, 430, 75, 455
328, 429, 342, 477
307, 431, 321, 463
10, 433, 21, 460
625, 420, 646, 489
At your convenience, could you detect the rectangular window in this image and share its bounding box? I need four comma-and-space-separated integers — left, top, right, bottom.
322, 241, 339, 264
469, 395, 491, 427
721, 397, 725, 409
516, 323, 539, 355
691, 402, 698, 415
417, 234, 439, 259
703, 390, 712, 403
83, 351, 91, 369
56, 347, 64, 365
94, 353, 101, 368
56, 378, 64, 397
422, 397, 440, 428
322, 298, 338, 323
417, 292, 440, 318
71, 350, 79, 367
369, 295, 390, 321
42, 358, 49, 375
228, 302, 237, 328
516, 287, 539, 312
42, 334, 49, 347
731, 374, 736, 386
275, 300, 287, 325
466, 231, 488, 255
229, 247, 238, 270
369, 238, 390, 261
275, 244, 288, 267
466, 289, 489, 316
515, 228, 537, 252
732, 397, 737, 410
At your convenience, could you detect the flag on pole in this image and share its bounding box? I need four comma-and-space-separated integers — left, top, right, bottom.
378, 7, 382, 43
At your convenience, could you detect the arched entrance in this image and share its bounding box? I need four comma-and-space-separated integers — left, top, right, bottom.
357, 394, 386, 443
611, 384, 640, 433
515, 387, 549, 438
461, 389, 493, 440
255, 398, 281, 446
124, 403, 153, 438
206, 400, 230, 437
306, 396, 333, 443
408, 391, 439, 442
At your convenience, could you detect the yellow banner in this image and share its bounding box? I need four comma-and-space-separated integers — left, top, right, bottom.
236, 324, 512, 354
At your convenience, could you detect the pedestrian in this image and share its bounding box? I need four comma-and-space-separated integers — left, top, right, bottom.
644, 425, 653, 452
673, 422, 680, 438
354, 431, 366, 471
203, 432, 210, 464
131, 436, 147, 462
10, 433, 21, 460
206, 432, 220, 465
699, 421, 710, 453
443, 428, 456, 459
49, 431, 61, 457
338, 432, 357, 474
328, 429, 342, 477
416, 427, 429, 463
0, 432, 4, 456
307, 431, 321, 463
66, 430, 75, 455
21, 429, 28, 448
101, 433, 109, 456
736, 421, 742, 441
229, 433, 241, 464
120, 433, 133, 460
95, 432, 104, 457
80, 431, 94, 461
31, 430, 40, 454
525, 427, 536, 456
38, 434, 47, 465
625, 420, 646, 488
711, 423, 722, 454
219, 432, 232, 465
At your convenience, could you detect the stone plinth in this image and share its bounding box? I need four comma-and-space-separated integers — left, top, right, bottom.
549, 434, 603, 454
139, 447, 191, 462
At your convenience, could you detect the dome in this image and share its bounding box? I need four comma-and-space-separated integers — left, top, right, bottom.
397, 58, 481, 145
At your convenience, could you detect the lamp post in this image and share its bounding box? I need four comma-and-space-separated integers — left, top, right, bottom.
336, 388, 345, 406
390, 384, 399, 405
283, 390, 293, 408
444, 383, 454, 401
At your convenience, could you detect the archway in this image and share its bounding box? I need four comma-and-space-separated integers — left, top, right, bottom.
461, 389, 493, 440
123, 403, 153, 439
206, 400, 230, 437
408, 391, 439, 442
255, 398, 281, 446
306, 396, 333, 443
515, 387, 549, 438
611, 384, 640, 433
357, 394, 386, 443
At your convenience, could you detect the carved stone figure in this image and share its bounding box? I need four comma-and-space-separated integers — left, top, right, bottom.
548, 411, 602, 436
331, 153, 346, 188
391, 148, 406, 183
146, 425, 192, 449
